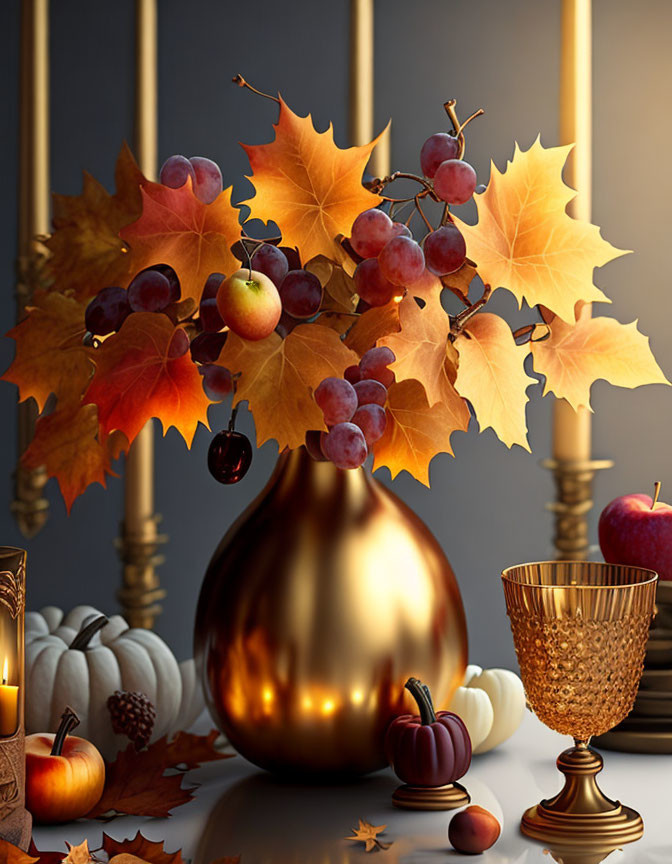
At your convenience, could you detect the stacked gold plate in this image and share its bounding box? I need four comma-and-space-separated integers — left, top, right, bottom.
596, 581, 672, 753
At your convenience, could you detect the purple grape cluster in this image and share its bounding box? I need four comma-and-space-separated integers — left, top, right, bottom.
308, 346, 395, 470
159, 155, 223, 204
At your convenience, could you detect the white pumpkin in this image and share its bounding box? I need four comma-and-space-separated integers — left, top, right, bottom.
448, 664, 526, 754
26, 605, 204, 759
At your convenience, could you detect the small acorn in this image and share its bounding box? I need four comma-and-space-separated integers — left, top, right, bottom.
448, 805, 501, 854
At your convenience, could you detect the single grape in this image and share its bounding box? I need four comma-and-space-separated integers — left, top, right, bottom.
85, 286, 131, 335
344, 365, 363, 385
305, 430, 329, 462
279, 269, 323, 319
168, 327, 190, 358
323, 422, 368, 469
378, 236, 425, 286
252, 243, 289, 287
391, 222, 412, 238
434, 159, 478, 205
420, 133, 460, 178
359, 346, 396, 388
159, 154, 196, 189
208, 429, 252, 484
151, 264, 181, 303
275, 310, 298, 338
352, 404, 387, 447
350, 208, 394, 258
353, 258, 397, 307
189, 156, 223, 204
314, 377, 358, 425
476, 184, 487, 194
190, 331, 227, 364
200, 364, 232, 400
128, 269, 172, 313
424, 224, 466, 276
202, 273, 225, 301
280, 246, 301, 270
354, 378, 387, 407
200, 297, 225, 332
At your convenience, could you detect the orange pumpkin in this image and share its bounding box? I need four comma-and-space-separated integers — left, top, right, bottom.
25, 706, 105, 823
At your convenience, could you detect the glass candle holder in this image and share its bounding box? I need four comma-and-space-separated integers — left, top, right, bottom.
0, 548, 31, 848
502, 561, 656, 850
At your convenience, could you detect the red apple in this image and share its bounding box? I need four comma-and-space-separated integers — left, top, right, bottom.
216, 268, 281, 341
599, 482, 672, 580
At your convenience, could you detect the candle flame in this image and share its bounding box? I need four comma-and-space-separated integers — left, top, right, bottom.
2, 657, 7, 686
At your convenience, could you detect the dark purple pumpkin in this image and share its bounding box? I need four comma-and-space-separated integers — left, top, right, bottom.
385, 677, 472, 787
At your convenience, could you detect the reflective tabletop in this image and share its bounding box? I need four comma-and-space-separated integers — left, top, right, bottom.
33, 711, 671, 862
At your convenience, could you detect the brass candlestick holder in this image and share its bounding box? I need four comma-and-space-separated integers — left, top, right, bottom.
0, 548, 31, 849
502, 561, 656, 849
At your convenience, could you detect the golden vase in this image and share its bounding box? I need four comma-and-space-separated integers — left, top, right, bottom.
194, 448, 467, 776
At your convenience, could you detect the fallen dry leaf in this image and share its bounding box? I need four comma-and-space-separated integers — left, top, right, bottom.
22, 403, 116, 513
102, 832, 183, 864
455, 312, 535, 450
62, 841, 93, 864
163, 728, 233, 771
453, 138, 628, 322
373, 378, 470, 485
218, 323, 358, 450
46, 143, 145, 301
120, 180, 241, 304
241, 97, 383, 264
531, 311, 669, 410
345, 818, 392, 853
2, 290, 92, 412
0, 838, 39, 864
85, 313, 211, 447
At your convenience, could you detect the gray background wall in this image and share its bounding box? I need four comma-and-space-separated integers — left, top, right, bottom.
1, 0, 670, 667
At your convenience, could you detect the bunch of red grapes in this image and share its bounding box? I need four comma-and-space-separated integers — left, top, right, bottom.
351, 132, 477, 308
306, 346, 395, 470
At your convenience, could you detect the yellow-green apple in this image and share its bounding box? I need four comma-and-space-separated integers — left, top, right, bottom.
216, 268, 281, 341
599, 482, 672, 580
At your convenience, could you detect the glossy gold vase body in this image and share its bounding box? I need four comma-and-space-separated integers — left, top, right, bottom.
195, 449, 467, 777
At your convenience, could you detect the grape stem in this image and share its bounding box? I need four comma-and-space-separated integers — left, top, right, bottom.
364, 172, 439, 201
443, 99, 483, 160
232, 74, 280, 105
228, 404, 240, 432
414, 194, 434, 232
450, 283, 492, 339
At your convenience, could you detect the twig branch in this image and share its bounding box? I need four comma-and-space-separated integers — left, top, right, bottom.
232, 74, 280, 104
449, 283, 492, 339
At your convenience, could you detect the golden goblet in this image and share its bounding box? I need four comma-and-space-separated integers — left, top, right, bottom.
502, 561, 657, 849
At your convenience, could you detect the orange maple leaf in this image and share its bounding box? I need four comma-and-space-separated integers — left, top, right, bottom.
344, 302, 401, 356
22, 404, 117, 514
373, 378, 470, 485
345, 819, 392, 853
2, 291, 92, 411
241, 97, 383, 264
453, 138, 629, 322
530, 311, 669, 411
85, 313, 211, 447
46, 142, 144, 301
102, 831, 184, 864
120, 180, 241, 303
62, 840, 93, 864
454, 312, 534, 451
218, 323, 358, 450
0, 838, 39, 864
379, 295, 451, 406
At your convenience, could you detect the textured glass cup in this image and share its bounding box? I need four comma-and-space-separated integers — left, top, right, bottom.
502, 561, 657, 850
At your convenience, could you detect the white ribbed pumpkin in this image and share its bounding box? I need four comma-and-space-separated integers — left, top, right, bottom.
448, 664, 526, 754
26, 605, 204, 759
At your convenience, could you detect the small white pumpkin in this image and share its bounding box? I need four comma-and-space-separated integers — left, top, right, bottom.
448, 664, 525, 754
26, 605, 204, 759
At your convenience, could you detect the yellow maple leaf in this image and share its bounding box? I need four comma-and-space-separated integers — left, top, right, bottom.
344, 302, 401, 356
373, 378, 470, 485
345, 818, 392, 853
454, 312, 535, 450
218, 323, 358, 450
62, 840, 93, 864
380, 295, 451, 406
46, 142, 144, 301
241, 98, 383, 264
453, 138, 629, 323
2, 290, 92, 411
531, 312, 669, 410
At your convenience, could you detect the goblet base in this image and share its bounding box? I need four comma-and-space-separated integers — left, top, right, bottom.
392, 782, 470, 810
520, 743, 643, 848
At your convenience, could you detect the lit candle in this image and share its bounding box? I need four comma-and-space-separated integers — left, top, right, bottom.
0, 657, 19, 737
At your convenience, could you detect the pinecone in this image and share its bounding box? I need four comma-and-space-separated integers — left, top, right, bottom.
107, 689, 156, 750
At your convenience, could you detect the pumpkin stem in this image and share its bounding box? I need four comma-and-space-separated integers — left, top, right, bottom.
405, 677, 437, 725
50, 706, 80, 756
70, 615, 109, 651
